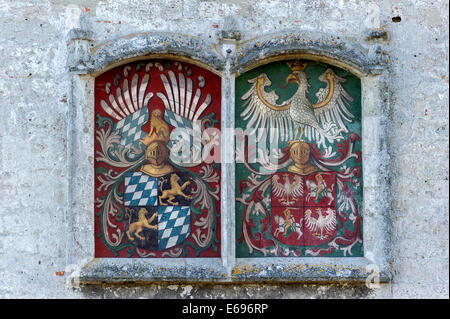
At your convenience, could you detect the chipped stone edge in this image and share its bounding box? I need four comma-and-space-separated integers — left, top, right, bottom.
230, 258, 390, 283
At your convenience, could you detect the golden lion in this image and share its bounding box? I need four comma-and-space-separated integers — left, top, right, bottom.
126, 208, 158, 241
159, 173, 191, 206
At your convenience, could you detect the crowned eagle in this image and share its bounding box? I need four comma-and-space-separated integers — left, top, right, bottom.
240, 61, 355, 148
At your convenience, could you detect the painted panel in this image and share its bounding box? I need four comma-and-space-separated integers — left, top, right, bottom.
235, 60, 363, 257
94, 60, 221, 258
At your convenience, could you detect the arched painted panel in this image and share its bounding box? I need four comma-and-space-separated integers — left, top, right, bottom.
94, 59, 221, 258
235, 59, 363, 257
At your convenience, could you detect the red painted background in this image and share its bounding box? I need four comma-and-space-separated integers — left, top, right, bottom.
94, 59, 221, 257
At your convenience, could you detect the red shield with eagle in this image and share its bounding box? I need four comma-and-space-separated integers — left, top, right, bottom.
271, 171, 337, 247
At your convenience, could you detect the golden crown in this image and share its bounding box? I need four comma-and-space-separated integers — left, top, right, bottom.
286, 60, 308, 71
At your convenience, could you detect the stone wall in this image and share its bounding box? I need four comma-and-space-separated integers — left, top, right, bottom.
0, 0, 448, 298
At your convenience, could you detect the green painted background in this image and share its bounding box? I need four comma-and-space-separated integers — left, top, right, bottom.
235, 60, 363, 258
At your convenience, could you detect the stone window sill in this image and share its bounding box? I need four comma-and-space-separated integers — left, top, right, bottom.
79, 257, 390, 284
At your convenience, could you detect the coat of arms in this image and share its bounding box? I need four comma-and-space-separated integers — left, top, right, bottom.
236, 60, 363, 258
94, 60, 221, 258
271, 169, 337, 247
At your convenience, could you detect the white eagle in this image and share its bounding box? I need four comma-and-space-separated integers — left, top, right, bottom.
305, 208, 337, 240
240, 61, 355, 148
272, 174, 303, 206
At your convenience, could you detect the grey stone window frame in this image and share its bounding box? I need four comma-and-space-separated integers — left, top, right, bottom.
67, 29, 391, 285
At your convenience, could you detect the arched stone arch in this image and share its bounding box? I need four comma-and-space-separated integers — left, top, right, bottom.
231, 31, 387, 77
68, 31, 226, 76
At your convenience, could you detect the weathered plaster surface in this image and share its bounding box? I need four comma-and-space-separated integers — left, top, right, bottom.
0, 0, 448, 298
